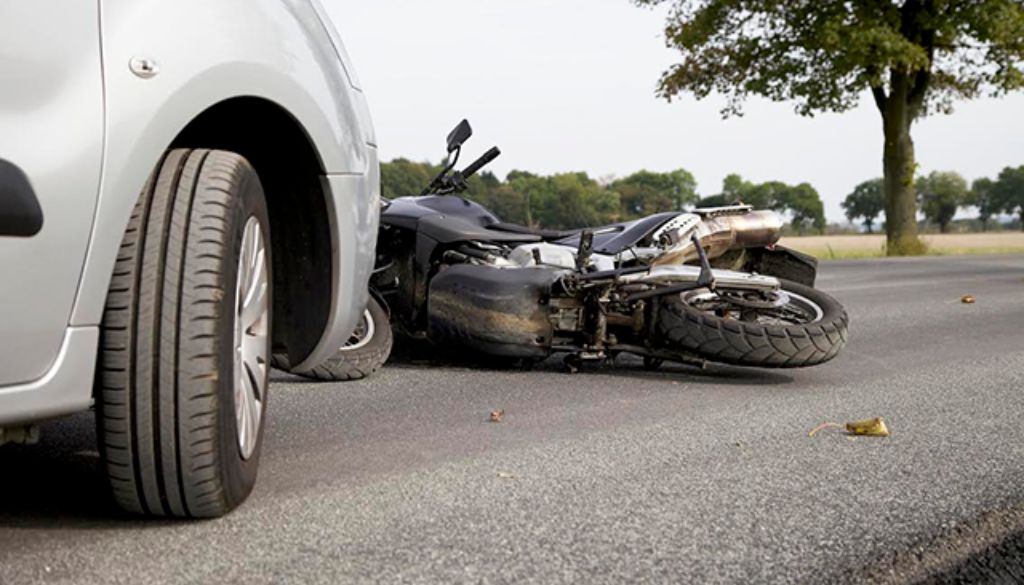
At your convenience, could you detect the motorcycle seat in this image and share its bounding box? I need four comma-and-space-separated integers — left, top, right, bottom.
486, 222, 578, 241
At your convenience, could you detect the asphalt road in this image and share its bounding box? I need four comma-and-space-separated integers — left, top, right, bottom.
2, 254, 1023, 584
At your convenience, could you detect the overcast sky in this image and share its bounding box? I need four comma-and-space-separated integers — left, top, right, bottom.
323, 0, 1024, 222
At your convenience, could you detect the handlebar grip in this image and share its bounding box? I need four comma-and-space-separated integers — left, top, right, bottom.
462, 146, 501, 179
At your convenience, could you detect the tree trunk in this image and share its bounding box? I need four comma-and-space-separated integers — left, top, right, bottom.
880, 74, 923, 255
865, 220, 874, 234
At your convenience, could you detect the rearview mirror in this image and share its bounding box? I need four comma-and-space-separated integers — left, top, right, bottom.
446, 119, 472, 153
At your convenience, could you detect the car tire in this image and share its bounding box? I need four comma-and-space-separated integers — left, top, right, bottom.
96, 148, 272, 518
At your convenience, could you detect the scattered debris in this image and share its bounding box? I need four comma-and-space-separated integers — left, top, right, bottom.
489, 409, 505, 423
961, 295, 976, 304
808, 422, 844, 438
809, 416, 891, 438
846, 416, 891, 437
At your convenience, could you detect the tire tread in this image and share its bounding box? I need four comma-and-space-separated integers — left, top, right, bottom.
97, 148, 268, 518
657, 279, 848, 369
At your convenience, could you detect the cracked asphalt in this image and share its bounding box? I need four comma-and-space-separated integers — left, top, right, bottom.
1, 254, 1022, 584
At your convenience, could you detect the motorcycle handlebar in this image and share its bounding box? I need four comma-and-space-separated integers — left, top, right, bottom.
462, 146, 501, 179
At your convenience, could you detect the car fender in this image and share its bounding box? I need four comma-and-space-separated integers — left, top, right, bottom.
71, 0, 379, 357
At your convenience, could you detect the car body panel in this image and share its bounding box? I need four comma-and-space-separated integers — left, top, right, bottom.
0, 0, 379, 421
0, 1, 104, 386
0, 328, 97, 426
72, 0, 375, 329
294, 151, 380, 371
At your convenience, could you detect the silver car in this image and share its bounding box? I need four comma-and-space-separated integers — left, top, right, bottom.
0, 0, 380, 517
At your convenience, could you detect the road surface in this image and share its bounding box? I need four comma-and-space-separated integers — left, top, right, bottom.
2, 255, 1023, 584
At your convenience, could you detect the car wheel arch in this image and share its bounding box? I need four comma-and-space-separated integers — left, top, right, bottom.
168, 96, 336, 368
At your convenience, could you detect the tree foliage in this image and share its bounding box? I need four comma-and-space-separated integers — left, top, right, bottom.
610, 169, 700, 216
916, 171, 968, 233
842, 178, 886, 233
381, 160, 823, 232
698, 174, 827, 234
380, 158, 438, 200
968, 177, 998, 230
634, 0, 1024, 115
635, 0, 1024, 252
992, 165, 1024, 230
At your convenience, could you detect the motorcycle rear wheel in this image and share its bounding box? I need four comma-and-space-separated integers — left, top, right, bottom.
656, 279, 848, 368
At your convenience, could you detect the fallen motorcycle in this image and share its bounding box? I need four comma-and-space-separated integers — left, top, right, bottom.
341, 120, 848, 374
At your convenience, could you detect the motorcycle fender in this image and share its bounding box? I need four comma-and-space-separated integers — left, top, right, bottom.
427, 265, 560, 358
743, 246, 818, 287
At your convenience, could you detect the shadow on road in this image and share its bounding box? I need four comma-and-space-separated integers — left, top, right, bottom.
0, 413, 169, 529
272, 332, 795, 387
370, 345, 795, 388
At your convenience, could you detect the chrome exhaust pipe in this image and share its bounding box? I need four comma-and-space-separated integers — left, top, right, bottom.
652, 210, 783, 266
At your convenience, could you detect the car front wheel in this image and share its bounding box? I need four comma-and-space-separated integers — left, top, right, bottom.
96, 148, 271, 518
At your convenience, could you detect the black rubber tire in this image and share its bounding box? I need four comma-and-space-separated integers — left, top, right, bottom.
656, 279, 848, 368
96, 149, 271, 518
287, 297, 393, 381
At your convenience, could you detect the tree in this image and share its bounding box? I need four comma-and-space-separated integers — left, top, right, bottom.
702, 174, 826, 233
968, 177, 998, 231
993, 165, 1024, 231
917, 171, 968, 233
506, 171, 621, 229
380, 158, 438, 199
611, 169, 699, 218
505, 171, 548, 227
720, 173, 760, 206
778, 183, 827, 235
635, 0, 1024, 254
842, 179, 886, 233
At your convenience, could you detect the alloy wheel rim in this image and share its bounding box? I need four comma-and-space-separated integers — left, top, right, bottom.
341, 309, 375, 351
233, 216, 269, 460
682, 289, 824, 325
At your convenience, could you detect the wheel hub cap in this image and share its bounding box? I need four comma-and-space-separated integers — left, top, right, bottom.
234, 217, 269, 460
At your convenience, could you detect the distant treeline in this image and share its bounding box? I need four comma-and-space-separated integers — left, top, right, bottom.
381, 159, 826, 233
842, 166, 1024, 233
382, 159, 1024, 234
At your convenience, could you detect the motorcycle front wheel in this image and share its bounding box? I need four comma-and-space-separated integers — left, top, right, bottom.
656, 279, 848, 368
272, 297, 393, 381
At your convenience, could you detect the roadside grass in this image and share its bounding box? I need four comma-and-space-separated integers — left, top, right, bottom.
795, 245, 1024, 260
779, 233, 1024, 260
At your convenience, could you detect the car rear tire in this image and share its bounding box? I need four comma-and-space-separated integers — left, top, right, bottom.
96, 148, 272, 518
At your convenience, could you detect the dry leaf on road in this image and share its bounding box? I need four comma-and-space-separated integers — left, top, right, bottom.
846, 416, 891, 437
489, 410, 505, 423
961, 295, 976, 304
809, 417, 891, 438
